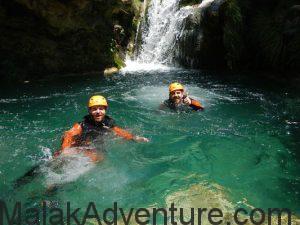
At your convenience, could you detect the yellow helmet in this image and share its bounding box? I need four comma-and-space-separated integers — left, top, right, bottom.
88, 95, 108, 108
169, 82, 184, 93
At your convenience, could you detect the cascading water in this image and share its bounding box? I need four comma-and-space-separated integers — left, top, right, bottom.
123, 0, 215, 71
137, 0, 193, 64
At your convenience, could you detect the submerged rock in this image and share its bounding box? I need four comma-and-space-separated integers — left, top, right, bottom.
165, 182, 299, 225
165, 182, 235, 225
86, 181, 300, 225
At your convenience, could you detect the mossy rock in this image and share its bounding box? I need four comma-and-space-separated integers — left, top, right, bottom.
104, 67, 119, 76
0, 0, 137, 81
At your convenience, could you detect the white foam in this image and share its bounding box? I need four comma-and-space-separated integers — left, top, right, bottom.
39, 146, 53, 161
42, 151, 96, 186
120, 60, 175, 73
198, 0, 215, 8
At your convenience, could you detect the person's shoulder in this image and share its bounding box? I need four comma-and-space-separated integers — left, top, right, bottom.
66, 122, 82, 134
163, 99, 171, 104
189, 98, 204, 111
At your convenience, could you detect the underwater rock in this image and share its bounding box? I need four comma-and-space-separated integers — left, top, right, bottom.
165, 182, 299, 225
165, 182, 235, 225
88, 182, 300, 225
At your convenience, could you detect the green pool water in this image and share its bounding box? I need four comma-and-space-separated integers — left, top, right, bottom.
0, 69, 299, 219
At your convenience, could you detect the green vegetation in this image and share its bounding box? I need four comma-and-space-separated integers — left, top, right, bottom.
132, 0, 143, 16
248, 1, 300, 71
113, 51, 126, 69
221, 0, 300, 72
175, 0, 299, 77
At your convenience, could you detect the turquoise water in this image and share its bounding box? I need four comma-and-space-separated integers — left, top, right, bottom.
0, 69, 299, 218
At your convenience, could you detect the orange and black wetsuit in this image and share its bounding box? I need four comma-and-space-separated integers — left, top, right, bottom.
61, 115, 134, 149
14, 115, 133, 187
163, 98, 204, 111
56, 115, 135, 161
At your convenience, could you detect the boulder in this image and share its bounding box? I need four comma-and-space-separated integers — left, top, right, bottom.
104, 67, 119, 76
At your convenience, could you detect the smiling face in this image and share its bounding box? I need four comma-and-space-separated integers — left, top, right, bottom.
89, 105, 107, 122
170, 90, 184, 104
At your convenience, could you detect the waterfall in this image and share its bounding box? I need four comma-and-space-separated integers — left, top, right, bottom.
137, 0, 193, 65
123, 0, 216, 71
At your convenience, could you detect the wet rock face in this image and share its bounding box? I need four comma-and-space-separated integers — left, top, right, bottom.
176, 0, 300, 74
0, 0, 135, 80
174, 0, 227, 69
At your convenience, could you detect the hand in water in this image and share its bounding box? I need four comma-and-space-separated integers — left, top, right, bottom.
134, 136, 150, 142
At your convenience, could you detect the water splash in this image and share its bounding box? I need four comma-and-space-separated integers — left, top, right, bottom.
41, 149, 96, 186
137, 0, 194, 64
39, 146, 53, 161
121, 60, 175, 73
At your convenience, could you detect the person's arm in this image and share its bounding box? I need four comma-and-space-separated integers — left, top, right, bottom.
53, 123, 83, 157
111, 126, 149, 142
60, 123, 83, 151
189, 98, 204, 111
183, 96, 204, 111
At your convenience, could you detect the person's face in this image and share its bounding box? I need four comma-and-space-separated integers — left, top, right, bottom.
170, 90, 184, 104
89, 105, 107, 122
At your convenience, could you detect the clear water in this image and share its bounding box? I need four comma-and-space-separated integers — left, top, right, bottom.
0, 69, 299, 218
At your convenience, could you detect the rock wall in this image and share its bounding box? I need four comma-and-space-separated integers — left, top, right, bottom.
0, 0, 140, 81
1, 0, 298, 80
174, 0, 227, 69
176, 0, 300, 75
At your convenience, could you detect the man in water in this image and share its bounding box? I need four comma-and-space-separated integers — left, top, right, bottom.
161, 82, 204, 111
55, 95, 149, 162
14, 95, 148, 189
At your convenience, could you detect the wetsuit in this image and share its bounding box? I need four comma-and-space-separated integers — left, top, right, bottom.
13, 115, 134, 188
162, 98, 204, 111
60, 115, 135, 151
